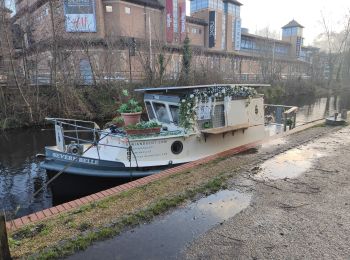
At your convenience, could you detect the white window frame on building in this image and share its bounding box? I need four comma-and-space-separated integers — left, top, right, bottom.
105, 5, 113, 12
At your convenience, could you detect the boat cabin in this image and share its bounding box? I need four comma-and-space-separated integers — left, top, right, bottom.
136, 84, 268, 135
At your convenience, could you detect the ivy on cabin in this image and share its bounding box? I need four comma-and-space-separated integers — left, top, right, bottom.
179, 86, 258, 130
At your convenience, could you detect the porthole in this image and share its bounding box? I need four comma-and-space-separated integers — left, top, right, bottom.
171, 141, 183, 155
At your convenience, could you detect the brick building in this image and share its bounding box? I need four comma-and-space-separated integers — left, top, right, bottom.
9, 0, 318, 84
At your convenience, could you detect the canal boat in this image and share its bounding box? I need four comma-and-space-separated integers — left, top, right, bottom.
41, 84, 277, 178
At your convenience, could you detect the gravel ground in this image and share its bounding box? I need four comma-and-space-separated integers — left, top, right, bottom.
184, 125, 350, 260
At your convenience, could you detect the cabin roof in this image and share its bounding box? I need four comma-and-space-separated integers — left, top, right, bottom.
135, 84, 270, 93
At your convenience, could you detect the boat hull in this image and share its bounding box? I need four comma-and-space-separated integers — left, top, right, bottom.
41, 148, 173, 178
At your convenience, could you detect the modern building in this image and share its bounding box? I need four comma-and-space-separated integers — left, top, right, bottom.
8, 0, 318, 84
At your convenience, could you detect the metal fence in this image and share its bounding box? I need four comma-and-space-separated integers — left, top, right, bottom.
265, 104, 298, 131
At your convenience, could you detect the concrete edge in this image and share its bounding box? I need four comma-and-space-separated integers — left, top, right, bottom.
5, 118, 328, 232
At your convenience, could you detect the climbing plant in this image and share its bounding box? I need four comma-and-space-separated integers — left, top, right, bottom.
179, 85, 258, 129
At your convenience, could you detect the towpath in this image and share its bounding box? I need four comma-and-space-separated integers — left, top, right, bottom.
185, 125, 350, 259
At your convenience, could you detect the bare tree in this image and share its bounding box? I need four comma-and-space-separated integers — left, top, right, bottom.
320, 10, 350, 86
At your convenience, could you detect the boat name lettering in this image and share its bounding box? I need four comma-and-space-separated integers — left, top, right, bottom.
52, 153, 98, 165
132, 140, 168, 146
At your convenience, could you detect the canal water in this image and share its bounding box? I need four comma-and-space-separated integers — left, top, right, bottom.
1, 93, 350, 219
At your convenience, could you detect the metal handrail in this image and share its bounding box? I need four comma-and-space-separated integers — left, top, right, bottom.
47, 117, 129, 150
264, 104, 298, 131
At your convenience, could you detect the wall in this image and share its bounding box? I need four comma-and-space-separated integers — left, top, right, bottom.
187, 22, 205, 47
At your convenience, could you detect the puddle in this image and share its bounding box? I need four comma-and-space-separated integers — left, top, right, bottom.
256, 127, 350, 180
255, 147, 324, 180
67, 190, 251, 260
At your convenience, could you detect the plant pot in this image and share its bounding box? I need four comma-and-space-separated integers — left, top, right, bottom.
121, 112, 142, 126
125, 127, 161, 136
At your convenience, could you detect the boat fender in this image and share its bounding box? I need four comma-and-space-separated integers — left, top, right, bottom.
36, 153, 46, 159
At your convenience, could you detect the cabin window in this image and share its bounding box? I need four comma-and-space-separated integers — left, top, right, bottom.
153, 102, 171, 123
212, 104, 225, 127
169, 105, 179, 125
145, 101, 156, 120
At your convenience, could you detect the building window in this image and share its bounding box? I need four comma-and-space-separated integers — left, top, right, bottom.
105, 5, 113, 12
173, 0, 178, 33
221, 14, 226, 50
125, 7, 131, 14
191, 0, 209, 14
191, 27, 201, 34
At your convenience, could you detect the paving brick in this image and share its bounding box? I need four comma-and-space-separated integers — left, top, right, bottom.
55, 205, 65, 212
121, 183, 133, 189
20, 216, 31, 225
91, 194, 100, 200
85, 195, 95, 202
107, 187, 119, 194
6, 222, 13, 230
68, 200, 79, 208
74, 199, 85, 206
61, 203, 72, 210
49, 207, 59, 214
42, 209, 53, 218
35, 211, 45, 220
28, 213, 38, 221
95, 192, 105, 199
101, 190, 111, 197
13, 218, 23, 228
80, 197, 90, 204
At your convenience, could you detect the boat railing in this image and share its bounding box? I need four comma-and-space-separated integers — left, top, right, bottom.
264, 104, 298, 131
45, 118, 128, 150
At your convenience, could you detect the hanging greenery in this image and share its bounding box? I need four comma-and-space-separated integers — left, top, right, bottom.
179, 85, 258, 129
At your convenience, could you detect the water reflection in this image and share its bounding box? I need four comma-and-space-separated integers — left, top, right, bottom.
296, 96, 341, 124
0, 129, 54, 219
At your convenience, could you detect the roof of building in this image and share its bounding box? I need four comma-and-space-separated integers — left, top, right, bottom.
122, 0, 164, 9
241, 31, 291, 45
282, 20, 304, 29
186, 16, 208, 26
223, 0, 243, 6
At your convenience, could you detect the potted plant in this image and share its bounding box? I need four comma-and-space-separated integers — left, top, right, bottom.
118, 90, 143, 126
124, 121, 162, 135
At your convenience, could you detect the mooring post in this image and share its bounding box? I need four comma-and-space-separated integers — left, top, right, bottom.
0, 215, 11, 260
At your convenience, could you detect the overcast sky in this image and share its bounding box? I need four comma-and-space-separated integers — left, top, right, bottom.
238, 0, 350, 45
187, 0, 350, 45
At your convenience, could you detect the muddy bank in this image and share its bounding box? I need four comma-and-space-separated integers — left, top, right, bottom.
184, 125, 350, 259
